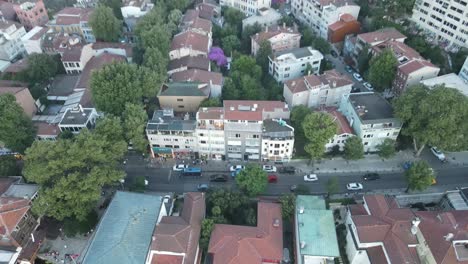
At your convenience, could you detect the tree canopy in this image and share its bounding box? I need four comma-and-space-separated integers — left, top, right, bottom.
222, 55, 266, 100
291, 105, 312, 136
393, 84, 468, 155
256, 40, 273, 74
279, 193, 296, 221
23, 53, 59, 85
200, 98, 222, 107
221, 35, 241, 55
302, 112, 338, 160
89, 5, 122, 42
376, 138, 396, 159
405, 160, 435, 192
0, 94, 36, 153
122, 103, 148, 154
326, 177, 339, 196
343, 136, 364, 160
235, 164, 267, 197
368, 49, 398, 91
0, 155, 19, 177
23, 128, 127, 221
99, 0, 122, 19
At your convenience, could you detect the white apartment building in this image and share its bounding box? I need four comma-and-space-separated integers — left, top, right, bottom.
146, 109, 197, 158
196, 107, 225, 160
269, 46, 323, 82
324, 108, 354, 152
459, 56, 468, 82
251, 24, 301, 56
411, 0, 468, 50
261, 119, 294, 162
339, 92, 402, 152
61, 44, 93, 74
58, 105, 98, 134
220, 0, 271, 16
121, 0, 154, 32
291, 0, 360, 39
421, 73, 468, 97
21, 26, 48, 55
283, 69, 353, 108
0, 19, 26, 61
242, 7, 281, 29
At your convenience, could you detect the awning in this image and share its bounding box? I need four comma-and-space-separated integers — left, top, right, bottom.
152, 147, 172, 154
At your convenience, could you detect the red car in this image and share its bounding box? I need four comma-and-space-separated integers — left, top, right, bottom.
268, 174, 278, 183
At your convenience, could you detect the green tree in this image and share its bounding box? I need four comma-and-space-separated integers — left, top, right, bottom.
23, 130, 127, 221
223, 7, 244, 32
343, 137, 364, 160
235, 164, 267, 197
368, 49, 398, 91
357, 45, 372, 74
232, 55, 262, 80
279, 193, 296, 221
278, 15, 294, 27
23, 53, 58, 84
122, 103, 148, 154
143, 48, 169, 76
200, 98, 222, 107
165, 0, 190, 11
451, 48, 468, 73
91, 63, 144, 116
89, 5, 122, 42
167, 9, 183, 34
222, 78, 240, 100
313, 36, 331, 54
0, 94, 36, 153
319, 59, 334, 74
393, 84, 468, 155
256, 40, 273, 74
405, 160, 435, 192
291, 105, 312, 136
241, 23, 262, 53
58, 130, 74, 140
130, 175, 146, 193
376, 138, 396, 159
206, 189, 249, 217
326, 177, 339, 197
0, 155, 19, 176
200, 218, 215, 250
302, 112, 338, 160
140, 25, 171, 53
99, 0, 122, 19
222, 35, 241, 55
94, 116, 125, 142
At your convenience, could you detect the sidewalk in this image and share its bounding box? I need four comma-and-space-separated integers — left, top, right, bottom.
289, 150, 417, 174
446, 151, 468, 166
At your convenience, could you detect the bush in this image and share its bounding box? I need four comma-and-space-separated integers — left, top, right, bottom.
63, 210, 98, 237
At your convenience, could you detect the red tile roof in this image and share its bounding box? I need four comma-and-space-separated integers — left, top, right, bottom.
223, 100, 289, 121
319, 69, 353, 88
34, 122, 59, 136
208, 202, 283, 264
171, 69, 223, 86
366, 246, 388, 264
358, 28, 406, 45
197, 107, 223, 120
75, 52, 126, 89
55, 7, 92, 25
252, 25, 299, 44
168, 56, 210, 73
92, 42, 133, 58
151, 254, 184, 264
0, 197, 30, 239
399, 59, 437, 76
170, 31, 210, 53
4, 58, 28, 73
61, 46, 82, 62
324, 107, 354, 134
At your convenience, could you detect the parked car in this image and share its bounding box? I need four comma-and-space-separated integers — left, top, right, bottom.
430, 147, 446, 161
303, 174, 318, 182
197, 183, 209, 192
231, 169, 242, 177
346, 183, 363, 191
363, 173, 380, 181
268, 174, 278, 183
263, 165, 277, 172
173, 164, 189, 171
279, 166, 296, 174
363, 82, 374, 91
210, 174, 228, 182
351, 86, 361, 93
229, 165, 245, 172
331, 50, 338, 58
345, 65, 353, 73
353, 73, 363, 82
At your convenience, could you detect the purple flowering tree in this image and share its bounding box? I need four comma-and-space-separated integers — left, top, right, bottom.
208, 47, 228, 67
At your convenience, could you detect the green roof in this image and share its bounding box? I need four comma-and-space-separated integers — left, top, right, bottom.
296, 195, 340, 260
159, 82, 206, 97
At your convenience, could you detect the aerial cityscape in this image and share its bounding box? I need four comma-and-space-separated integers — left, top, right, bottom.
0, 0, 467, 263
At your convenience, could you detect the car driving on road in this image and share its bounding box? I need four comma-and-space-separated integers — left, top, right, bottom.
263, 165, 277, 172
210, 174, 228, 182
430, 147, 446, 162
173, 164, 188, 171
229, 165, 245, 172
279, 166, 296, 174
347, 183, 363, 190
197, 184, 209, 192
363, 173, 380, 181
303, 174, 318, 182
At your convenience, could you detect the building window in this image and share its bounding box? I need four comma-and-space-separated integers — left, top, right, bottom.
364, 142, 368, 145
177, 98, 183, 102
235, 134, 240, 138
178, 105, 184, 108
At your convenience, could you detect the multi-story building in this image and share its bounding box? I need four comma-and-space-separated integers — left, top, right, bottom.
61, 44, 93, 74
12, 0, 48, 30
459, 56, 468, 82
0, 19, 26, 61
180, 9, 213, 37
58, 105, 98, 134
242, 7, 281, 29
411, 0, 468, 50
74, 0, 98, 8
48, 7, 95, 43
0, 86, 36, 117
20, 26, 48, 54
269, 46, 323, 82
327, 13, 360, 44
223, 100, 290, 161
339, 92, 402, 152
261, 119, 294, 162
196, 107, 225, 160
171, 69, 223, 97
167, 55, 211, 75
146, 109, 197, 159
291, 0, 360, 39
323, 107, 354, 152
251, 24, 301, 56
283, 69, 353, 108
121, 0, 153, 33
219, 0, 271, 16
421, 73, 468, 97
157, 82, 209, 113
169, 31, 211, 60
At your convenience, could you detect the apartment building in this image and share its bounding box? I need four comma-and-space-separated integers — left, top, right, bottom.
48, 7, 95, 43
58, 105, 98, 134
328, 13, 360, 43
61, 44, 93, 74
169, 31, 211, 60
0, 19, 26, 61
219, 0, 271, 16
171, 69, 223, 97
121, 0, 154, 33
223, 100, 290, 161
291, 0, 360, 39
0, 86, 36, 117
339, 92, 402, 152
196, 107, 225, 160
324, 107, 354, 152
251, 24, 301, 56
180, 9, 213, 37
411, 0, 468, 50
261, 119, 294, 162
146, 109, 198, 158
269, 46, 323, 82
157, 82, 209, 112
13, 0, 48, 30
20, 26, 48, 54
459, 57, 468, 82
242, 7, 281, 29
421, 73, 468, 97
283, 69, 353, 108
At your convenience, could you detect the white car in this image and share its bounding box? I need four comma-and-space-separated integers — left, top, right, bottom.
173, 164, 188, 171
353, 73, 363, 82
303, 174, 318, 182
363, 82, 374, 91
263, 165, 277, 172
347, 183, 363, 191
229, 165, 245, 172
430, 147, 446, 161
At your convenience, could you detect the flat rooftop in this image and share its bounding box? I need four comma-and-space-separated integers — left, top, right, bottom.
59, 107, 94, 126
348, 93, 395, 122
275, 47, 321, 59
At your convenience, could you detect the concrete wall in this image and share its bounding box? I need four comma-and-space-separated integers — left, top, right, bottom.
158, 95, 208, 113
395, 192, 444, 207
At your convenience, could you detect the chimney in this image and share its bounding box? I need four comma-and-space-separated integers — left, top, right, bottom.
300, 241, 306, 249
444, 233, 454, 241
273, 218, 280, 228
299, 206, 304, 214
411, 217, 421, 235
